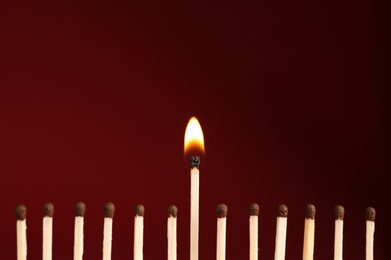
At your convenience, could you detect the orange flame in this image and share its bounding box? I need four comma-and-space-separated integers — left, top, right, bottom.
184, 117, 205, 155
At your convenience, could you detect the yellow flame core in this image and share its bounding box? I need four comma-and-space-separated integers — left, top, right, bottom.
184, 117, 205, 154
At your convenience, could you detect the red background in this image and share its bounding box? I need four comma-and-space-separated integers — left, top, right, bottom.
0, 1, 386, 259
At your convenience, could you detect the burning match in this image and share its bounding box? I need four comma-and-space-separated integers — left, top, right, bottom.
274, 204, 288, 260
365, 207, 376, 260
167, 205, 178, 260
74, 202, 86, 260
42, 202, 54, 260
249, 203, 259, 260
103, 202, 115, 260
15, 204, 27, 260
216, 204, 228, 260
184, 116, 204, 260
302, 204, 315, 260
333, 205, 344, 260
134, 204, 145, 260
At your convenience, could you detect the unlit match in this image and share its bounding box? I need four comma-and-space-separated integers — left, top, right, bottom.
134, 204, 145, 260
167, 205, 178, 260
302, 204, 315, 260
15, 204, 27, 260
249, 203, 259, 260
42, 202, 54, 260
365, 207, 376, 260
216, 204, 228, 260
103, 202, 115, 260
74, 202, 86, 260
333, 205, 344, 260
274, 204, 288, 260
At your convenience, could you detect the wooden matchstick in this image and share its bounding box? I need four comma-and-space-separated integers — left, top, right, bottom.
274, 204, 288, 260
15, 204, 27, 260
103, 202, 115, 260
216, 204, 228, 260
74, 202, 86, 260
333, 205, 344, 260
134, 204, 145, 260
43, 202, 54, 260
167, 205, 178, 260
190, 156, 200, 260
365, 207, 376, 260
249, 203, 259, 260
302, 204, 315, 260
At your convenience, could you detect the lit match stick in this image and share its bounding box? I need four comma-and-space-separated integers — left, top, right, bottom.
274, 204, 288, 260
74, 202, 86, 260
184, 117, 204, 260
15, 204, 27, 260
103, 202, 115, 260
333, 205, 344, 260
249, 203, 259, 260
216, 204, 228, 260
302, 204, 315, 260
167, 205, 178, 260
134, 204, 144, 260
42, 202, 54, 260
365, 207, 376, 260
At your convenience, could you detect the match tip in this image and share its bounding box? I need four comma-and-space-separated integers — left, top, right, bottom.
248, 203, 259, 216
190, 156, 200, 169
334, 205, 344, 220
103, 202, 115, 218
365, 207, 376, 221
74, 201, 86, 217
42, 202, 54, 217
134, 204, 145, 217
305, 204, 316, 219
277, 204, 288, 217
167, 205, 178, 218
14, 204, 27, 220
217, 203, 228, 218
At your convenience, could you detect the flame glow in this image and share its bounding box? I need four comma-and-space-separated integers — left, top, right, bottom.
184, 117, 205, 155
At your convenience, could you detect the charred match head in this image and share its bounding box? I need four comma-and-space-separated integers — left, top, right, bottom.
134, 204, 145, 217
190, 156, 200, 169
305, 204, 316, 219
334, 205, 344, 220
42, 202, 54, 217
103, 202, 115, 218
248, 203, 259, 216
277, 204, 288, 217
167, 205, 178, 218
217, 203, 228, 218
74, 202, 86, 217
365, 207, 376, 221
14, 204, 27, 220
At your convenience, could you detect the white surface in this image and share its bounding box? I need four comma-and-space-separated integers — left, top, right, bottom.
17, 219, 27, 260
167, 216, 177, 260
190, 168, 199, 260
134, 216, 144, 260
249, 215, 258, 260
73, 216, 84, 260
366, 220, 375, 260
216, 217, 227, 260
274, 217, 287, 260
102, 218, 113, 260
43, 217, 53, 260
302, 219, 315, 260
334, 219, 343, 260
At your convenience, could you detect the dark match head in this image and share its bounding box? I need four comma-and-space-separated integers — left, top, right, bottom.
365, 207, 376, 221
305, 204, 316, 219
190, 156, 200, 169
167, 205, 178, 218
42, 202, 54, 217
277, 204, 288, 217
74, 202, 86, 217
249, 203, 259, 216
134, 204, 145, 217
103, 202, 115, 218
14, 204, 27, 220
334, 205, 344, 220
217, 203, 228, 218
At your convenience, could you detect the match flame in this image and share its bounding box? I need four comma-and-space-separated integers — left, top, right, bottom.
184, 117, 205, 155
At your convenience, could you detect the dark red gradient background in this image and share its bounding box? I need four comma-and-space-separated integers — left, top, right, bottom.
0, 1, 386, 260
